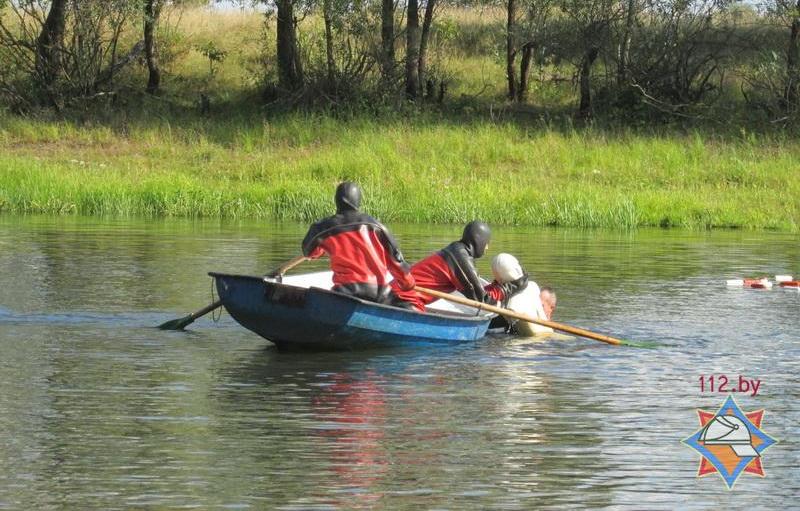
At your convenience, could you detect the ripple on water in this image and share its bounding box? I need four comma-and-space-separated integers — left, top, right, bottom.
0, 217, 798, 509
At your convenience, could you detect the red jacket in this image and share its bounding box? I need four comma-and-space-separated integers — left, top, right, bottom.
391, 251, 504, 312
302, 210, 413, 302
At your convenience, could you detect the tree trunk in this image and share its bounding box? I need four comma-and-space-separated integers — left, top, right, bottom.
406, 0, 420, 99
786, 2, 800, 108
617, 0, 635, 86
506, 0, 517, 100
578, 47, 599, 118
517, 42, 535, 102
380, 0, 395, 86
418, 0, 436, 98
276, 0, 303, 91
35, 0, 68, 91
322, 0, 336, 85
144, 0, 162, 95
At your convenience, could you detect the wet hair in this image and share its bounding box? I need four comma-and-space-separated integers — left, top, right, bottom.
541, 287, 556, 303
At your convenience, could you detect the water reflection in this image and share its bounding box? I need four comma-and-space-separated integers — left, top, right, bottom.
310, 372, 389, 508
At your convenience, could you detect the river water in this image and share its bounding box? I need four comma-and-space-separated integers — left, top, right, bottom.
0, 215, 797, 510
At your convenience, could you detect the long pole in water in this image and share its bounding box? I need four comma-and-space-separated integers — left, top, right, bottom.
414, 286, 644, 347
158, 255, 307, 331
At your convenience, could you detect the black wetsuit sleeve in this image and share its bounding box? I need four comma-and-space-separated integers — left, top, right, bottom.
441, 242, 486, 302
301, 221, 325, 257
375, 223, 411, 271
460, 255, 486, 302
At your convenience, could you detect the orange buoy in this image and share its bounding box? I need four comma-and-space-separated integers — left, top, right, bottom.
726, 277, 773, 289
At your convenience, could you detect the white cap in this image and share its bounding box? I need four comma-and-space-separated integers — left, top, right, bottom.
492, 253, 524, 283
700, 415, 759, 457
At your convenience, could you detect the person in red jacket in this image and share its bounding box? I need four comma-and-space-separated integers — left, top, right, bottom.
302, 182, 415, 303
390, 221, 527, 312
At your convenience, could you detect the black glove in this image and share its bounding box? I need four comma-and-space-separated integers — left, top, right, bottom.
499, 271, 528, 301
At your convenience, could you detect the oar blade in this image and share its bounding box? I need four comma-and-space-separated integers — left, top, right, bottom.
157, 314, 196, 331
620, 339, 659, 348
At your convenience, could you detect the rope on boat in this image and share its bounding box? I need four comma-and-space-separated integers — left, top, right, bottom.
211, 277, 222, 323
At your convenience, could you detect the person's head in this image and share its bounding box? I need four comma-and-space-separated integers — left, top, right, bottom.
491, 253, 524, 283
335, 181, 362, 213
540, 287, 557, 319
461, 220, 491, 259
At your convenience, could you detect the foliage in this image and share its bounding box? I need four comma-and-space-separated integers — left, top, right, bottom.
624, 1, 738, 105
2, 3, 800, 230
0, 0, 143, 109
0, 1, 798, 122
196, 40, 228, 75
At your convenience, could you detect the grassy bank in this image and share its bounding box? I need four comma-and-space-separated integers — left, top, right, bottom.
1, 111, 798, 230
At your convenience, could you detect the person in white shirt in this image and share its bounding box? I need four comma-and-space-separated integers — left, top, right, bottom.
490, 253, 557, 336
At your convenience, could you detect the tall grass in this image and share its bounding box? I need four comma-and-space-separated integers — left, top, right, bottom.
2, 112, 798, 229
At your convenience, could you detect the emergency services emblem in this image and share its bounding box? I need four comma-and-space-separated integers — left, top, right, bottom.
682, 395, 778, 489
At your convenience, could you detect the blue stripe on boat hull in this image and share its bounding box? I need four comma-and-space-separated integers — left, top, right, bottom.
211, 273, 490, 349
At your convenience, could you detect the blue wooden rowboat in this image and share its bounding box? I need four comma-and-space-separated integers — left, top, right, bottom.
210, 272, 492, 350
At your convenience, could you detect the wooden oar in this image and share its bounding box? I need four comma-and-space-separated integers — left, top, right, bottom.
414, 286, 652, 347
158, 255, 307, 331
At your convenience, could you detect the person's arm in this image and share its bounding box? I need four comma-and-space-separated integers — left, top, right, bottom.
376, 226, 415, 290
306, 246, 325, 259
457, 254, 486, 302
440, 242, 486, 301
483, 283, 505, 304
484, 272, 528, 306
301, 222, 326, 259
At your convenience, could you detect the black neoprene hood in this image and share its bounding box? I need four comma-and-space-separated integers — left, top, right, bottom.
461, 221, 491, 259
335, 182, 362, 213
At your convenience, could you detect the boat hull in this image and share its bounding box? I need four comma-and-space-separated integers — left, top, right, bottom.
211, 273, 491, 349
